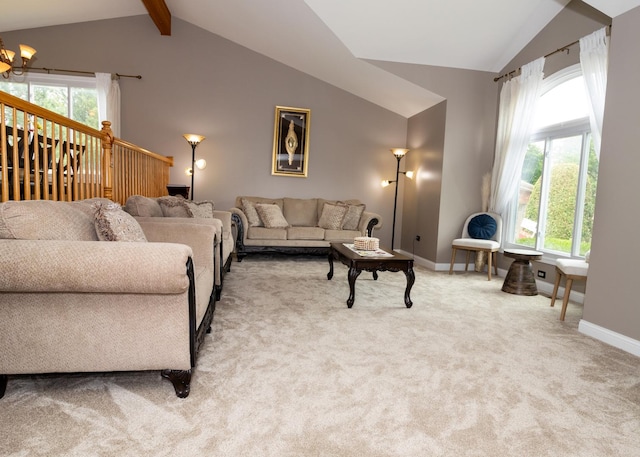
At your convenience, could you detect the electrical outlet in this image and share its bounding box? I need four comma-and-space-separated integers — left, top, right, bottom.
415, 235, 421, 241
537, 270, 546, 278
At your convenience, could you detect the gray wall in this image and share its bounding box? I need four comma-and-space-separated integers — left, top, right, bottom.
582, 5, 640, 341
368, 62, 499, 265
3, 16, 408, 245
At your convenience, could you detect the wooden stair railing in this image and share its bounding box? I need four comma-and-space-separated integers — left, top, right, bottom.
1, 90, 173, 204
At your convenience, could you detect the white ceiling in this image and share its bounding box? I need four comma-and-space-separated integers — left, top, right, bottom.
1, 0, 639, 117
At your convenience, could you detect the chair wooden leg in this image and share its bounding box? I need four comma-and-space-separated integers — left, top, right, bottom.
464, 251, 470, 271
486, 250, 492, 281
550, 268, 562, 308
560, 278, 574, 321
493, 252, 498, 276
449, 247, 457, 275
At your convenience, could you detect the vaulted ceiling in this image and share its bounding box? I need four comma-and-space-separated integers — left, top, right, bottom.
1, 0, 638, 117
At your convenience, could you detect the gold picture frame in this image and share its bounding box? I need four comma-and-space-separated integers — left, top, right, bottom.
272, 106, 310, 177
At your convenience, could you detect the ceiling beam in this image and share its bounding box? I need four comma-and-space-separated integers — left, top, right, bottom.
140, 0, 171, 36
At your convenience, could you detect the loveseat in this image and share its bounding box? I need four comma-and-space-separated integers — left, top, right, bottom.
0, 199, 217, 398
230, 196, 383, 260
124, 195, 235, 299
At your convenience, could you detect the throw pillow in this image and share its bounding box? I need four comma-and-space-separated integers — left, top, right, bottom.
186, 200, 215, 218
468, 214, 497, 240
318, 202, 348, 230
341, 203, 366, 230
157, 196, 193, 218
255, 203, 290, 228
93, 201, 147, 242
241, 198, 263, 227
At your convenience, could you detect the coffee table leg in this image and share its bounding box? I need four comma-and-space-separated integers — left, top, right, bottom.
347, 267, 361, 308
327, 251, 334, 280
404, 267, 415, 308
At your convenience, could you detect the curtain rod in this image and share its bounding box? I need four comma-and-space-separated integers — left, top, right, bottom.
493, 25, 611, 83
26, 66, 142, 79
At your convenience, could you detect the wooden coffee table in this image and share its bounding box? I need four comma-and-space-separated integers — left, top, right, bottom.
327, 242, 415, 308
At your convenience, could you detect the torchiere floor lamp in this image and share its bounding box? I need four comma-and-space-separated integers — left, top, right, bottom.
183, 133, 205, 200
381, 148, 413, 250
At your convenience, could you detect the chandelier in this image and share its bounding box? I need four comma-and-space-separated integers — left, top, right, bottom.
0, 36, 36, 77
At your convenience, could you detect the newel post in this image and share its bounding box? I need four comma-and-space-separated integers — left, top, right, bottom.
101, 121, 115, 201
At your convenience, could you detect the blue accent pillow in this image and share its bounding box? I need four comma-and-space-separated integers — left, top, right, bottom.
468, 214, 497, 240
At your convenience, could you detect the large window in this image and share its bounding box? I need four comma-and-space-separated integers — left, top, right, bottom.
0, 73, 98, 129
506, 65, 598, 258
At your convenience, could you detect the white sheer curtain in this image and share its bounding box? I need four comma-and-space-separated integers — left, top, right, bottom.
580, 27, 608, 159
96, 73, 121, 138
489, 57, 545, 215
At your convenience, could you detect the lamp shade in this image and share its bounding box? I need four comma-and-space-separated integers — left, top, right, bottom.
183, 133, 205, 145
19, 44, 36, 60
391, 148, 409, 158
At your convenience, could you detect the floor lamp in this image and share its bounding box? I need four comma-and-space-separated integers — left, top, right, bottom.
182, 134, 205, 200
381, 148, 413, 250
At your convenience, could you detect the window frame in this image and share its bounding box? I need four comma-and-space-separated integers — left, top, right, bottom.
0, 72, 98, 128
503, 64, 595, 261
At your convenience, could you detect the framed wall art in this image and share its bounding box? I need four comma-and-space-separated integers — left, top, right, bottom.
272, 106, 310, 177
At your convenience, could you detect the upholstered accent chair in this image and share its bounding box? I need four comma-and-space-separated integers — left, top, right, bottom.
449, 212, 503, 281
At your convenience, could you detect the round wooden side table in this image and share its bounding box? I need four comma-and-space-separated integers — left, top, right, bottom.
502, 249, 543, 296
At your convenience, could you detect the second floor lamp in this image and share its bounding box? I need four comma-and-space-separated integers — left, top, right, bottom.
183, 133, 205, 200
381, 148, 413, 250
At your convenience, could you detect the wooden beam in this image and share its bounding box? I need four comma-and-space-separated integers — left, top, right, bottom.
140, 0, 171, 36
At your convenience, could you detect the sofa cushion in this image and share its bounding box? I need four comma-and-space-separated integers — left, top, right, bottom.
157, 196, 193, 217
186, 200, 215, 218
324, 229, 362, 242
287, 226, 325, 240
124, 195, 164, 217
255, 203, 290, 228
341, 203, 366, 230
93, 201, 148, 242
318, 202, 348, 230
283, 198, 318, 226
247, 226, 287, 240
241, 198, 263, 227
0, 200, 99, 241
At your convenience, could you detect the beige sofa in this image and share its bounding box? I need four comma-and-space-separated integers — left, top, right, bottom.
124, 195, 235, 299
0, 199, 217, 398
230, 196, 383, 260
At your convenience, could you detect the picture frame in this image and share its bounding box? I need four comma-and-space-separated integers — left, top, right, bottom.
272, 106, 310, 177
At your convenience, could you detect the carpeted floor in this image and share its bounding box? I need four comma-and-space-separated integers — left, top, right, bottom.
1, 256, 639, 457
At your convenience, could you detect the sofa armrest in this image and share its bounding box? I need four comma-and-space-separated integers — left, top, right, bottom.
136, 217, 218, 274
359, 211, 383, 236
0, 240, 192, 294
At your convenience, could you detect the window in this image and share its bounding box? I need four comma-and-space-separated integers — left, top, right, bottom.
506, 65, 598, 258
0, 73, 98, 129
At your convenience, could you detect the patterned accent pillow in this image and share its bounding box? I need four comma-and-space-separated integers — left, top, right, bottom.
157, 196, 193, 218
93, 202, 147, 242
318, 202, 348, 230
186, 200, 215, 218
241, 198, 263, 227
341, 203, 365, 230
255, 203, 290, 228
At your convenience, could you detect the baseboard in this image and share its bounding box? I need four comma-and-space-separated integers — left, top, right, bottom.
579, 320, 640, 357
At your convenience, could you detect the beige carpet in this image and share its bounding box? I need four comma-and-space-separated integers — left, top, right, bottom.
2, 256, 639, 456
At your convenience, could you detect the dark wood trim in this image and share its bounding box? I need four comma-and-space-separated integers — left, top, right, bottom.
140, 0, 172, 36
161, 369, 191, 398
0, 375, 7, 398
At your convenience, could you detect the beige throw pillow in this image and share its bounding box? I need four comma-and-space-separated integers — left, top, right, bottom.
341, 203, 366, 230
318, 202, 348, 230
255, 203, 289, 228
93, 202, 147, 242
186, 200, 215, 218
157, 196, 193, 217
241, 198, 263, 227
